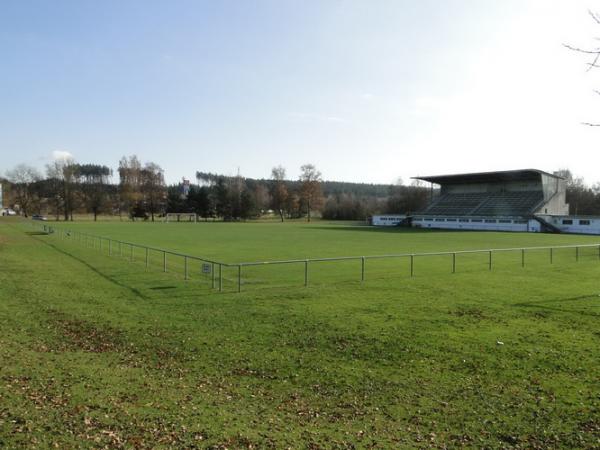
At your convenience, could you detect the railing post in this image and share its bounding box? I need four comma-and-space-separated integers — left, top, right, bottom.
576, 246, 579, 262
452, 252, 456, 273
238, 265, 242, 293
304, 260, 309, 287
108, 239, 112, 256
361, 257, 365, 282
521, 249, 525, 268
99, 237, 102, 252
145, 247, 149, 267
550, 247, 553, 264
219, 264, 222, 292
489, 250, 492, 271
184, 256, 188, 280
410, 254, 414, 277
163, 251, 167, 272
211, 263, 215, 289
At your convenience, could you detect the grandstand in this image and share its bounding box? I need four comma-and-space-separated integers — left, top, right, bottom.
410, 169, 569, 233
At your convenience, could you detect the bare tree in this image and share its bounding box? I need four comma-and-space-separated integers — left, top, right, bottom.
5, 164, 41, 217
46, 156, 77, 221
565, 10, 600, 126
299, 164, 323, 222
75, 164, 112, 221
118, 155, 143, 219
270, 165, 288, 222
141, 162, 166, 222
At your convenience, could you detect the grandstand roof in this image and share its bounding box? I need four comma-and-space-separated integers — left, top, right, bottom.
413, 169, 563, 185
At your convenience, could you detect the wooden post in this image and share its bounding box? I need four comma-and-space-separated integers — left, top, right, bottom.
361, 257, 365, 282
304, 260, 308, 287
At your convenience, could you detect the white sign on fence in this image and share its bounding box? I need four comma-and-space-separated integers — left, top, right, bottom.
202, 263, 211, 274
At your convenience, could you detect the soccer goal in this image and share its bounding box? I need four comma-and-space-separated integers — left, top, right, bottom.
164, 213, 197, 223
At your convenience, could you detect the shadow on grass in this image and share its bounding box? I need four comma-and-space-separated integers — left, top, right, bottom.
308, 225, 464, 234
513, 294, 600, 317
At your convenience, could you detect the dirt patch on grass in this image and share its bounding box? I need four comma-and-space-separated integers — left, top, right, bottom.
40, 310, 125, 353
35, 311, 191, 376
449, 306, 488, 321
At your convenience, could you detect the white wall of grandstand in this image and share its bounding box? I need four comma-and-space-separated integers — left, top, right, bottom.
538, 216, 600, 235
412, 216, 541, 232
373, 169, 600, 235
371, 215, 406, 226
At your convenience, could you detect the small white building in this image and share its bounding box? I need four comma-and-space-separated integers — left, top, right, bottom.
371, 215, 407, 226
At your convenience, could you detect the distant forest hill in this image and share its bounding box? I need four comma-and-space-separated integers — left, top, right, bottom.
192, 171, 431, 221
194, 172, 394, 198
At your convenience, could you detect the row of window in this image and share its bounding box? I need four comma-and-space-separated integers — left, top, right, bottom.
561, 219, 592, 226
413, 218, 527, 224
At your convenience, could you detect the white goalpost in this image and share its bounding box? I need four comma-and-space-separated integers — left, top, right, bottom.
164, 213, 198, 223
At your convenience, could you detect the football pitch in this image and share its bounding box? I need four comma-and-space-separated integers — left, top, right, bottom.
1, 218, 599, 448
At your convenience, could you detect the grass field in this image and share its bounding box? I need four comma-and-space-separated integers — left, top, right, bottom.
1, 218, 599, 448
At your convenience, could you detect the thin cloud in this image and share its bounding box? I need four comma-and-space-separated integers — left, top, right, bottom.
52, 150, 74, 161
288, 112, 347, 123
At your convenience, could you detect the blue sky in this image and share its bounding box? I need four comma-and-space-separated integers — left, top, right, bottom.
2, 0, 600, 184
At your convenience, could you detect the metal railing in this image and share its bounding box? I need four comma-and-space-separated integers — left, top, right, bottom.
37, 223, 228, 291
32, 222, 600, 293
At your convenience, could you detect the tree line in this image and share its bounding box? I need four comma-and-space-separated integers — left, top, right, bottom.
3, 155, 165, 221
6, 160, 596, 221
3, 158, 430, 221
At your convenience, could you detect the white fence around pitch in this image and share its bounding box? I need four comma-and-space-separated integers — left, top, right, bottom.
31, 222, 600, 294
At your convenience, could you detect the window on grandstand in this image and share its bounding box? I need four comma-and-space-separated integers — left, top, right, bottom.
471, 219, 482, 223
499, 219, 511, 223
485, 219, 496, 223
562, 219, 573, 225
579, 220, 591, 225
435, 218, 445, 222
